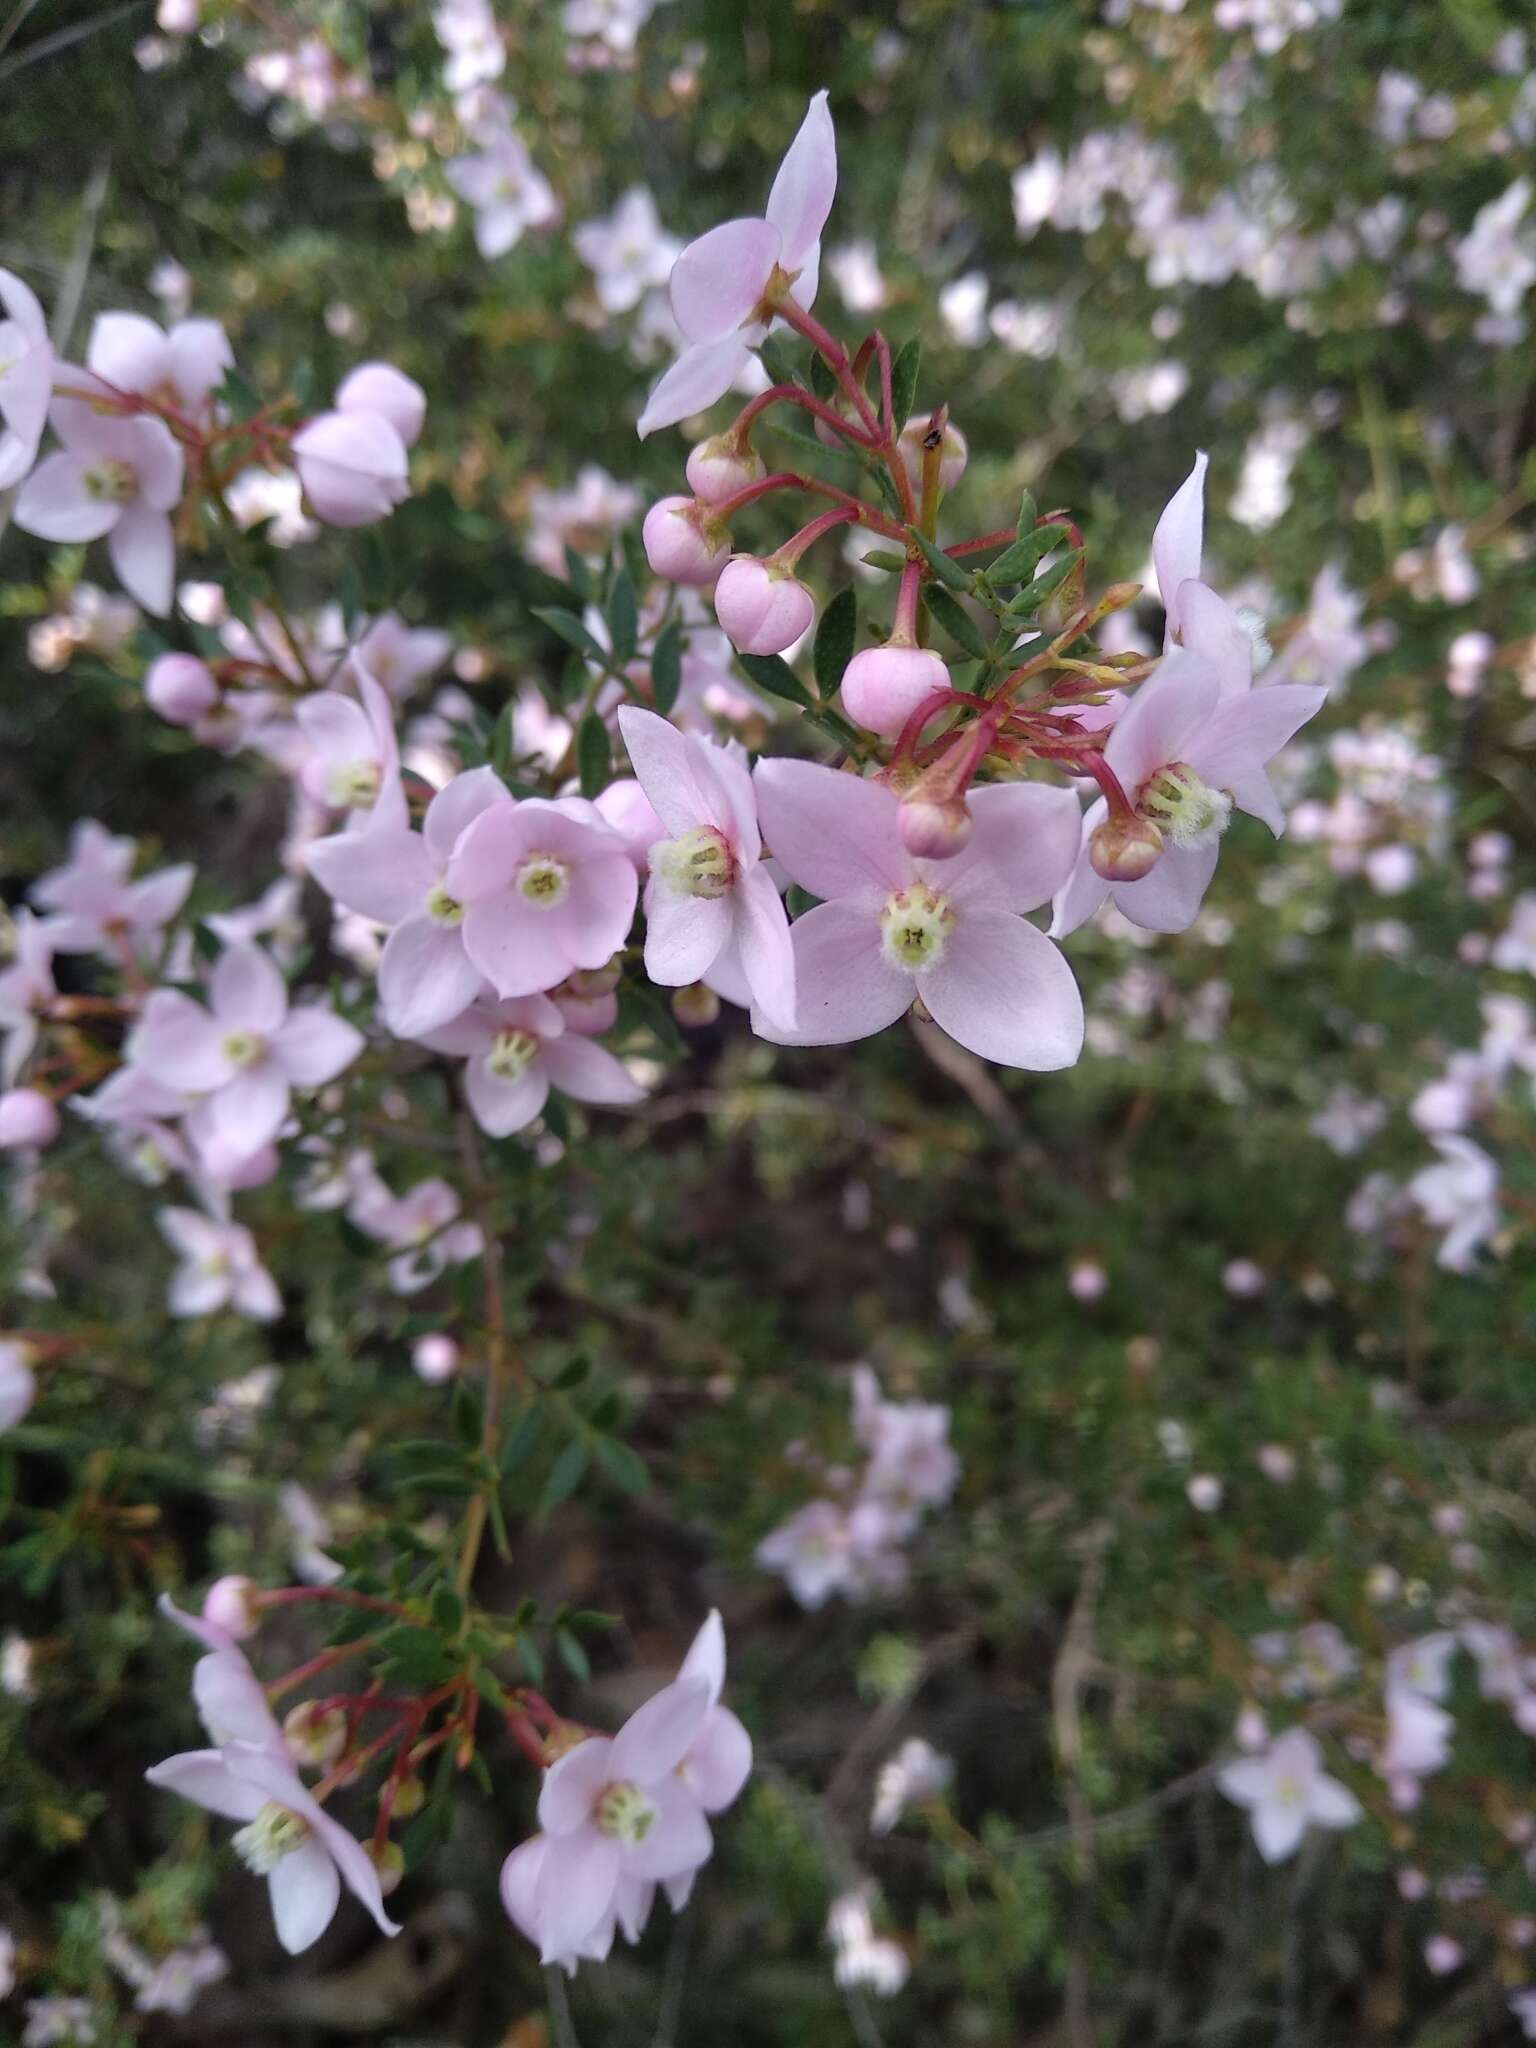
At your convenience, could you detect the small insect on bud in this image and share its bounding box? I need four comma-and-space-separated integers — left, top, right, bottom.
641, 496, 731, 586
685, 434, 765, 506
1088, 813, 1164, 882
672, 982, 721, 1028
898, 798, 973, 861
897, 416, 968, 493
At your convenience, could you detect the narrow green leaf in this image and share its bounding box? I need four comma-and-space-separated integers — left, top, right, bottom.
490, 700, 516, 776
562, 547, 592, 601
499, 1403, 543, 1474
907, 526, 971, 593
557, 1627, 592, 1684
756, 334, 802, 388
1014, 489, 1038, 540
736, 650, 811, 708
400, 1798, 455, 1869
593, 1436, 648, 1496
215, 368, 265, 424
431, 1584, 465, 1634
860, 548, 907, 573
808, 351, 839, 403
1006, 548, 1085, 617
923, 585, 992, 661
982, 521, 1071, 587
577, 712, 610, 799
530, 606, 606, 663
605, 567, 638, 666
813, 587, 857, 699
651, 619, 682, 716
540, 1439, 590, 1513
888, 338, 921, 428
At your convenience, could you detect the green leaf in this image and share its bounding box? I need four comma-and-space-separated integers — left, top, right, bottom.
982, 522, 1071, 588
400, 1798, 455, 1869
651, 619, 682, 716
813, 587, 857, 700
530, 606, 606, 663
888, 338, 921, 429
1015, 490, 1038, 540
593, 1436, 648, 1496
605, 567, 638, 666
577, 712, 611, 799
540, 1439, 590, 1513
756, 334, 801, 389
431, 1584, 465, 1634
736, 650, 811, 708
907, 526, 971, 593
499, 1404, 543, 1474
556, 1627, 592, 1684
1006, 548, 1084, 617
808, 351, 839, 403
562, 547, 592, 601
375, 1625, 458, 1685
490, 700, 516, 777
922, 585, 992, 661
860, 549, 907, 573
215, 368, 265, 424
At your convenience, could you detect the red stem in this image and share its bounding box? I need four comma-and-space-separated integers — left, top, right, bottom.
731, 382, 880, 449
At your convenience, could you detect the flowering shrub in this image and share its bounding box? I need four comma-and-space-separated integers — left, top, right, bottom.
3, 3, 1536, 2043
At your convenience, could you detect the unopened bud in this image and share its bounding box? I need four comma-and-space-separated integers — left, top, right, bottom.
389, 1774, 425, 1820
283, 1700, 348, 1767
368, 1839, 406, 1896
899, 798, 973, 861
714, 555, 815, 656
685, 434, 765, 505
0, 1088, 59, 1150
564, 960, 622, 999
672, 982, 720, 1028
840, 644, 951, 740
201, 1573, 261, 1639
1088, 814, 1164, 882
412, 1333, 459, 1383
145, 652, 220, 726
641, 496, 730, 586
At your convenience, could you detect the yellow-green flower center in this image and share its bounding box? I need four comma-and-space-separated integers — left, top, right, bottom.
652, 824, 734, 900
879, 882, 954, 974
517, 854, 572, 909
232, 1801, 311, 1875
595, 1780, 656, 1844
486, 1027, 539, 1080
1138, 763, 1232, 850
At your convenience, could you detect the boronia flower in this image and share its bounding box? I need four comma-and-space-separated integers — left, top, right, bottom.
0, 268, 55, 490
156, 1207, 281, 1322
753, 761, 1084, 1070
418, 991, 646, 1137
617, 705, 796, 1031
637, 90, 837, 438
1217, 1726, 1361, 1863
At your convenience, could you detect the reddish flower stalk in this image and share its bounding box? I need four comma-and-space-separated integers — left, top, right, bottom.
730, 382, 880, 449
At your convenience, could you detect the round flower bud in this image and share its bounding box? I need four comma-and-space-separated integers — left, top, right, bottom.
291, 409, 410, 528
335, 361, 426, 448
672, 982, 721, 1028
557, 990, 619, 1036
684, 434, 765, 505
368, 1840, 406, 1897
412, 1333, 460, 1384
1087, 813, 1164, 882
564, 960, 622, 999
714, 556, 815, 656
202, 1574, 261, 1639
0, 1088, 59, 1150
642, 496, 730, 586
284, 1700, 348, 1767
899, 798, 973, 861
897, 416, 968, 493
145, 652, 220, 726
389, 1774, 425, 1820
840, 644, 951, 740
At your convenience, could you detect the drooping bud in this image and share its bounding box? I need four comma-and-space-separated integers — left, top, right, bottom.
840, 644, 951, 740
714, 555, 815, 656
672, 982, 721, 1028
335, 362, 426, 448
1088, 813, 1164, 882
897, 416, 968, 494
145, 652, 220, 726
899, 797, 973, 861
389, 1774, 426, 1820
201, 1573, 261, 1639
685, 434, 765, 506
283, 1700, 348, 1767
641, 495, 730, 586
0, 1087, 59, 1150
292, 410, 410, 528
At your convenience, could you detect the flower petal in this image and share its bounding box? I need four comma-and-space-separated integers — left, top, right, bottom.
464, 1055, 549, 1136
753, 758, 910, 901
612, 1676, 712, 1784
540, 1738, 617, 1836
935, 783, 1084, 914
1110, 839, 1219, 933
643, 885, 732, 986
422, 765, 514, 865
267, 1837, 342, 1954
733, 862, 796, 1031
669, 219, 783, 342
540, 1033, 647, 1108
1103, 646, 1222, 795
1151, 451, 1207, 643
622, 1776, 713, 1881
108, 501, 176, 615
145, 1748, 267, 1823
637, 337, 751, 439
676, 1611, 726, 1704
379, 918, 486, 1039
765, 90, 838, 272
753, 899, 910, 1046
129, 990, 232, 1093
1187, 682, 1327, 834
13, 451, 121, 542
531, 1826, 622, 1965
305, 823, 435, 927
212, 944, 288, 1034
617, 705, 720, 836
271, 1006, 363, 1087
683, 1705, 753, 1814
920, 909, 1083, 1071
460, 896, 575, 1000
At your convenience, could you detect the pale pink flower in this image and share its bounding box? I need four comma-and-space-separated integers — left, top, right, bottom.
593, 777, 665, 872
157, 1208, 281, 1321
418, 991, 644, 1136
349, 611, 452, 700
753, 762, 1083, 1070
1511, 1988, 1536, 2039
1051, 646, 1326, 938
500, 1835, 654, 1974
445, 122, 560, 260
523, 1677, 714, 1965
574, 188, 681, 315
1386, 1634, 1458, 1701
15, 379, 184, 613
31, 821, 192, 960
295, 668, 400, 814
83, 309, 232, 419
335, 362, 425, 448
1425, 1935, 1464, 1976
147, 1607, 398, 1955
617, 706, 795, 1029
755, 1497, 908, 1608
129, 945, 361, 1170
1408, 1136, 1499, 1273
351, 1177, 483, 1294
1217, 1726, 1361, 1863
205, 877, 307, 969
851, 1366, 958, 1523
306, 766, 512, 1039
444, 797, 638, 1002
0, 1340, 37, 1433
0, 1088, 59, 1149
291, 410, 409, 527
638, 91, 836, 438
0, 268, 54, 489
0, 910, 55, 1085
673, 1611, 754, 1830
871, 1737, 953, 1834
1377, 1686, 1453, 1781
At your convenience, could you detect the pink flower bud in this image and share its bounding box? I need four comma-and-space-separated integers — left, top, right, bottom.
291, 409, 410, 527
899, 797, 973, 860
0, 1088, 59, 1150
284, 1699, 347, 1765
201, 1573, 260, 1638
369, 1840, 406, 1896
672, 982, 721, 1027
1088, 813, 1164, 882
412, 1333, 460, 1383
839, 644, 951, 739
713, 556, 815, 656
335, 362, 426, 448
557, 990, 620, 1035
898, 416, 968, 493
641, 495, 730, 586
685, 435, 766, 505
146, 651, 220, 726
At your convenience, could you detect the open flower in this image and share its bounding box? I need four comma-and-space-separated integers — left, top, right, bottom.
350, 1176, 484, 1294
1051, 646, 1326, 937
418, 992, 645, 1137
0, 268, 54, 489
15, 381, 185, 614
157, 1208, 281, 1322
295, 668, 400, 815
82, 309, 233, 420
638, 91, 836, 438
617, 705, 795, 1029
1217, 1726, 1361, 1863
129, 945, 362, 1170
753, 762, 1083, 1070
0, 910, 56, 1085
30, 822, 192, 962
